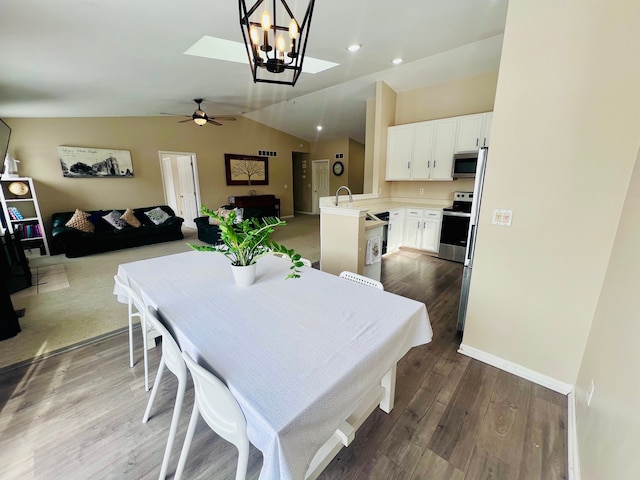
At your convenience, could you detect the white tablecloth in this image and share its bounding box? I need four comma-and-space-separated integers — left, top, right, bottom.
114, 251, 432, 480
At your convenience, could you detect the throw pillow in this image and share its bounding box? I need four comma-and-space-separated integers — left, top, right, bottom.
144, 207, 171, 225
121, 208, 141, 227
65, 209, 95, 233
102, 210, 128, 230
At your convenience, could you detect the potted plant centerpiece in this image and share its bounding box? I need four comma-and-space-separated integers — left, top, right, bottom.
189, 206, 304, 286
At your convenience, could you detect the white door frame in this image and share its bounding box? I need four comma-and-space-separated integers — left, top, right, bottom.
312, 159, 330, 215
158, 151, 202, 229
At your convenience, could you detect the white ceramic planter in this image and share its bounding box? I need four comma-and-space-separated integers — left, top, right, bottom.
231, 263, 257, 287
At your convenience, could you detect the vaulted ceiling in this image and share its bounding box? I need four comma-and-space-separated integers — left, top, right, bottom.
0, 0, 508, 143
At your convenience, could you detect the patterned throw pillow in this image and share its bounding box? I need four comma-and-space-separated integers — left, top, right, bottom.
102, 210, 128, 230
144, 207, 171, 225
121, 208, 141, 227
65, 209, 95, 233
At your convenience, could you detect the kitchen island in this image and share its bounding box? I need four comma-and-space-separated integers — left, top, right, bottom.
319, 194, 447, 279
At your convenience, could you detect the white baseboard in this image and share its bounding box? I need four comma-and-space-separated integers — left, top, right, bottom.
457, 343, 573, 395
567, 390, 581, 480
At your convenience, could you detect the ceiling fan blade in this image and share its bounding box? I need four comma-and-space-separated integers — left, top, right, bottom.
209, 116, 237, 121
177, 119, 193, 123
161, 112, 191, 118
207, 119, 223, 126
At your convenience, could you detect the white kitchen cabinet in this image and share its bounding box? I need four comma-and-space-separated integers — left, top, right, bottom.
386, 120, 453, 181
386, 208, 404, 253
401, 208, 442, 252
386, 124, 414, 180
430, 119, 457, 180
454, 112, 493, 152
420, 210, 442, 252
402, 209, 423, 248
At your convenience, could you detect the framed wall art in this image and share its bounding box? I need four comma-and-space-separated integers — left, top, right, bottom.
58, 146, 134, 178
224, 153, 268, 186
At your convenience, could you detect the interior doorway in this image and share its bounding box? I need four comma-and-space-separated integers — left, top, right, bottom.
292, 152, 312, 214
312, 159, 330, 214
158, 151, 201, 229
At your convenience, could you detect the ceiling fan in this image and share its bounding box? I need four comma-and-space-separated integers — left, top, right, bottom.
162, 99, 237, 126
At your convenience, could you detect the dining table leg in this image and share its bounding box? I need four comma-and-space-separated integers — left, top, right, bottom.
379, 364, 397, 413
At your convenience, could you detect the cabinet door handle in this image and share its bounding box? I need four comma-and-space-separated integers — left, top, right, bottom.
407, 162, 410, 169
427, 161, 430, 168
483, 138, 487, 147
476, 138, 479, 147
434, 160, 436, 168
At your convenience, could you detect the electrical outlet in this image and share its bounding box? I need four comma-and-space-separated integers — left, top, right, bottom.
419, 188, 424, 195
587, 379, 595, 406
492, 209, 503, 224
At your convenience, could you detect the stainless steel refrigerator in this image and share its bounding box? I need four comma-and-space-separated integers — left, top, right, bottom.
457, 146, 488, 332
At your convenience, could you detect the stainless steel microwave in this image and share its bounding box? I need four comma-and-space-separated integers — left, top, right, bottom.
452, 151, 478, 178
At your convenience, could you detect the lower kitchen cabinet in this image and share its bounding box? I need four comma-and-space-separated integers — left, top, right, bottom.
400, 208, 442, 253
387, 209, 404, 253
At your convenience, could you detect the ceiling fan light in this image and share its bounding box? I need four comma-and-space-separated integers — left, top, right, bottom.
194, 117, 207, 126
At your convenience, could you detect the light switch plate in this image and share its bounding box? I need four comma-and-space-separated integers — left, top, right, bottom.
492, 209, 514, 226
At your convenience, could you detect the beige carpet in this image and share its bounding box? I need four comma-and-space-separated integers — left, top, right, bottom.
1, 214, 320, 370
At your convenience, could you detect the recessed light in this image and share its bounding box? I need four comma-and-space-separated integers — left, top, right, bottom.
347, 44, 361, 52
392, 58, 403, 65
316, 125, 323, 131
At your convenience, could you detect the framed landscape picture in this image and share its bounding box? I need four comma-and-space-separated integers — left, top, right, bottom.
224, 153, 268, 186
58, 146, 134, 178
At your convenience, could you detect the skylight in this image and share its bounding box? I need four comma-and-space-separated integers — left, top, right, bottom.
184, 36, 339, 75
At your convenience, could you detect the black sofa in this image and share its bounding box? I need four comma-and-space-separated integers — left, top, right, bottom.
52, 206, 184, 257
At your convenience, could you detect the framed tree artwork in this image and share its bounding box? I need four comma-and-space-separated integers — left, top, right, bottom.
224, 154, 268, 186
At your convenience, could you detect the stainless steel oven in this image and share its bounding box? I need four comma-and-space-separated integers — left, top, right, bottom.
438, 192, 472, 263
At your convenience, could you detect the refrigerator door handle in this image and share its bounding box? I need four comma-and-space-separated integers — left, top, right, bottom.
467, 224, 475, 261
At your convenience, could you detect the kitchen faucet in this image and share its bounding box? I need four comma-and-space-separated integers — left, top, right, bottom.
335, 186, 353, 206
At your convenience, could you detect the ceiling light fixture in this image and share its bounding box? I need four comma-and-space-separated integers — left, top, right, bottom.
347, 44, 361, 52
392, 57, 403, 65
316, 125, 323, 131
239, 0, 316, 86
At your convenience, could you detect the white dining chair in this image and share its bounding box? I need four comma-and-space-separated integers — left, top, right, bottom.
174, 351, 249, 480
142, 306, 188, 480
339, 271, 384, 290
114, 275, 153, 391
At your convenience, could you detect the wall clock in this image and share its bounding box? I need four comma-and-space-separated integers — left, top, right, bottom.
332, 161, 344, 176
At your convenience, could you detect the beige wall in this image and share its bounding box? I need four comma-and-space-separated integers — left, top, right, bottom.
395, 71, 498, 125
574, 146, 640, 479
348, 138, 365, 194
4, 116, 308, 236
463, 0, 640, 389
371, 81, 396, 196
310, 137, 350, 195
363, 97, 376, 194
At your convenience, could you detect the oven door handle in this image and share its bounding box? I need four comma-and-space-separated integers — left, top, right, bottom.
443, 211, 471, 218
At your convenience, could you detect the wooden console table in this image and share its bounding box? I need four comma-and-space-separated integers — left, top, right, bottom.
228, 194, 280, 218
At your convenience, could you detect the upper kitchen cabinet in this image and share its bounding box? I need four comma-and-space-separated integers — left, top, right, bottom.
386, 120, 454, 181
454, 112, 493, 152
386, 122, 433, 180
430, 119, 457, 180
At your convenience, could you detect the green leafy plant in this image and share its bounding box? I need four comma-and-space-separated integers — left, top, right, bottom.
188, 206, 304, 279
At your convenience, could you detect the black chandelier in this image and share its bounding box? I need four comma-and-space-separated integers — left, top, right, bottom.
239, 0, 315, 86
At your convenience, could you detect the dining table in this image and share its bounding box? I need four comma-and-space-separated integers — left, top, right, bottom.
113, 251, 432, 480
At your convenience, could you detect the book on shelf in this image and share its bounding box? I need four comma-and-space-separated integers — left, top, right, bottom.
8, 206, 24, 220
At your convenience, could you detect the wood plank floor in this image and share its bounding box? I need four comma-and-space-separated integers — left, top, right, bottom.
0, 251, 568, 480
